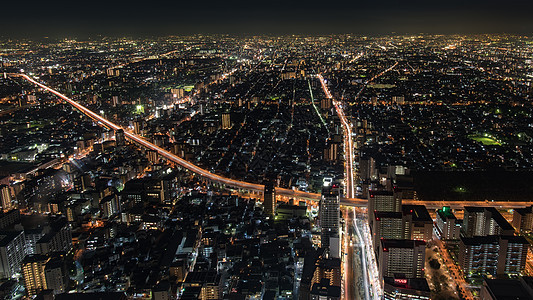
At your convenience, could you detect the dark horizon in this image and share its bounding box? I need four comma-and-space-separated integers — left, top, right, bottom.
1, 0, 533, 38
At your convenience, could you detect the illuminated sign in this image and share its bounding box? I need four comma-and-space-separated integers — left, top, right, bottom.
394, 279, 407, 285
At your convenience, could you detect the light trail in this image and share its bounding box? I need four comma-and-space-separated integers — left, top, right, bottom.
353, 215, 372, 300
317, 74, 355, 199
354, 61, 399, 102
11, 73, 533, 210
10, 73, 331, 202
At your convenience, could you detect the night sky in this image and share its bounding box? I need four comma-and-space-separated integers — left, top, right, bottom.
1, 0, 533, 37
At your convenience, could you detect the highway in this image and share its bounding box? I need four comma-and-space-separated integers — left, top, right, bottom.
11, 73, 533, 210
9, 73, 343, 203
317, 74, 355, 199
354, 61, 399, 102
344, 207, 365, 300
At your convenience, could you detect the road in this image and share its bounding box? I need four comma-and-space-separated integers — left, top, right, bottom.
433, 237, 474, 300
11, 73, 533, 212
10, 73, 344, 202
344, 207, 366, 300
317, 74, 355, 199
343, 207, 358, 300
353, 61, 399, 102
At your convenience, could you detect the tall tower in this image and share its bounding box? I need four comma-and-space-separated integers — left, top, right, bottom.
320, 184, 340, 257
263, 182, 276, 217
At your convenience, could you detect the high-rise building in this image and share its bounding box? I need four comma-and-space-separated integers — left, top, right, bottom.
372, 211, 407, 253
35, 218, 72, 255
133, 120, 143, 135
44, 254, 68, 294
323, 139, 339, 163
319, 185, 340, 256
0, 210, 21, 230
463, 207, 514, 237
368, 190, 402, 228
512, 206, 533, 233
263, 182, 275, 217
435, 207, 461, 240
152, 281, 171, 300
459, 235, 529, 276
498, 235, 529, 275
379, 239, 426, 280
221, 113, 231, 130
459, 235, 499, 276
359, 156, 377, 181
146, 150, 159, 164
373, 205, 432, 253
171, 88, 185, 98
0, 230, 26, 278
0, 185, 12, 212
22, 254, 48, 296
402, 205, 433, 242
115, 129, 126, 147
480, 277, 533, 300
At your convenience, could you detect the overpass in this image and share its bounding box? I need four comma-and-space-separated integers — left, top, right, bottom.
12, 73, 532, 210
10, 73, 345, 203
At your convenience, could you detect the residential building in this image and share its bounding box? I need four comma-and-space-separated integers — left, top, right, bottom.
0, 230, 26, 278
435, 207, 461, 240
379, 239, 426, 280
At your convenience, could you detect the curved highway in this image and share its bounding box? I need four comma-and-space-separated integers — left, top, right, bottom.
12, 73, 531, 210
10, 73, 334, 202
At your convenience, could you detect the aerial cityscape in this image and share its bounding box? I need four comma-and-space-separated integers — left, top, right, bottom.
1, 2, 533, 300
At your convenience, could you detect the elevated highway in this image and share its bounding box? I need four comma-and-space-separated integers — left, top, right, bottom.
12, 73, 532, 210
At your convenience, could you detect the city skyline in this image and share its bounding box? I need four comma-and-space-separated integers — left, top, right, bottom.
1, 10, 533, 299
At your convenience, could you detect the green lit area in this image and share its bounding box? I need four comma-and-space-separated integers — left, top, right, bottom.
135, 105, 144, 114
468, 134, 501, 146
453, 186, 467, 193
